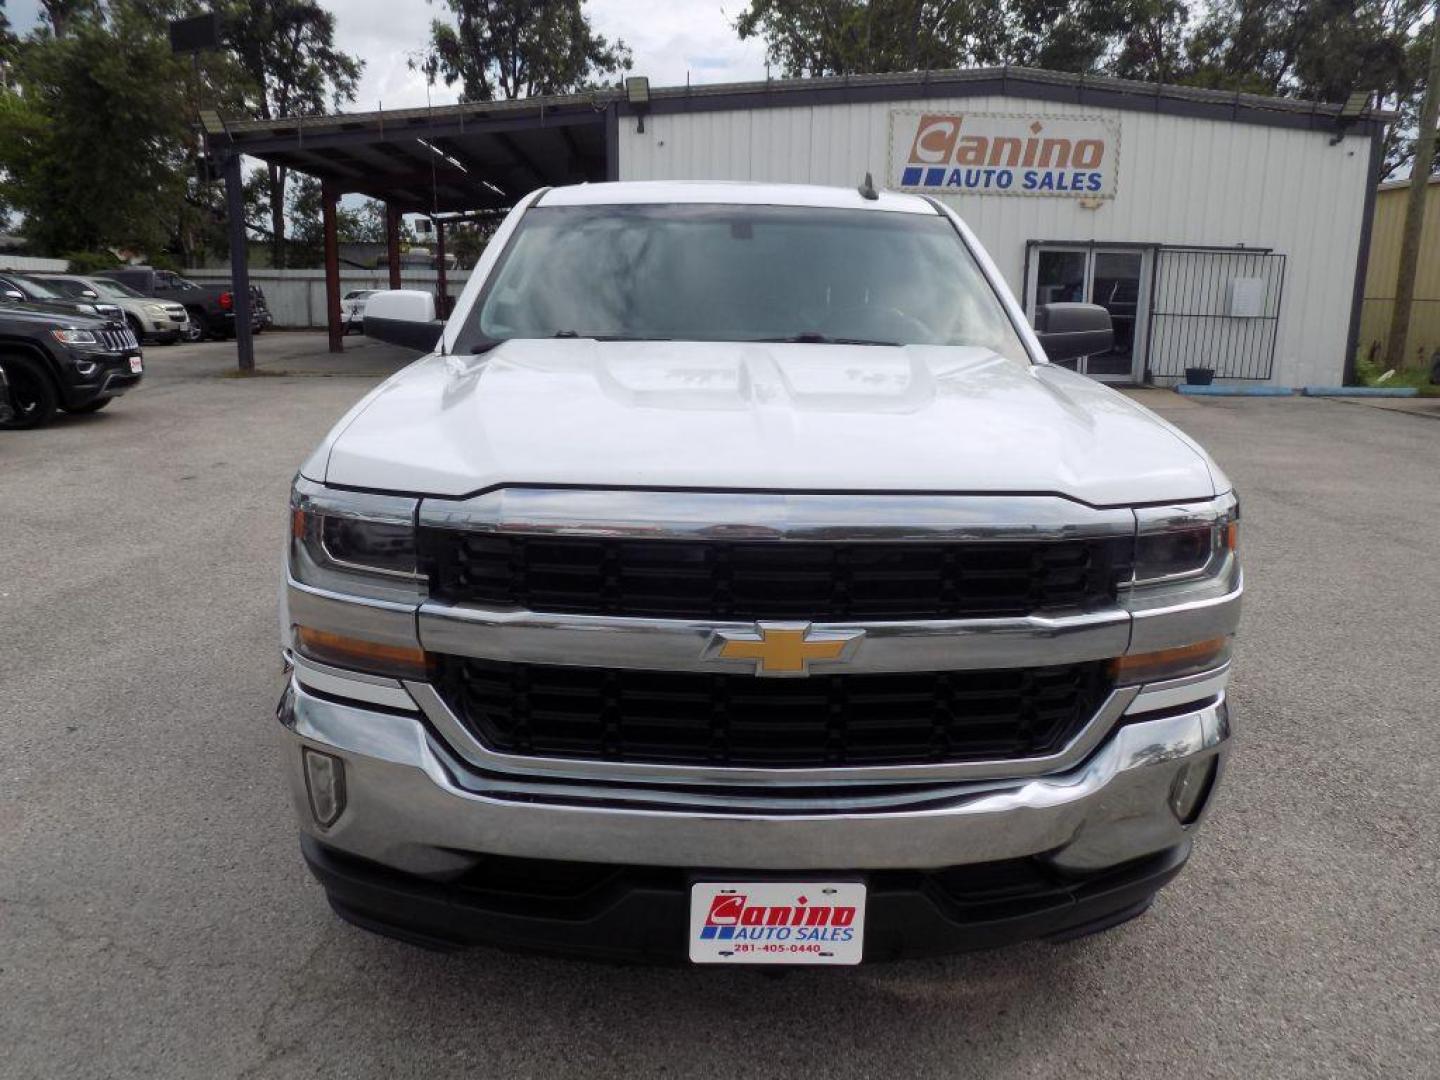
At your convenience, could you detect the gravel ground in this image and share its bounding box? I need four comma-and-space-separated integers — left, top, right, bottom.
1, 338, 1436, 1079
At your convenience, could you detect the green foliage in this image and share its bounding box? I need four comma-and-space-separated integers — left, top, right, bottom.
735, 0, 1437, 177
219, 0, 361, 121
732, 0, 1195, 79
424, 0, 631, 102
62, 249, 122, 273
1355, 354, 1440, 392
217, 1, 362, 267
2, 3, 193, 253
0, 0, 251, 262
276, 175, 409, 266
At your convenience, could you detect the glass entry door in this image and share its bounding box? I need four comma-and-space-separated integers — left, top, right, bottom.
1027, 245, 1150, 382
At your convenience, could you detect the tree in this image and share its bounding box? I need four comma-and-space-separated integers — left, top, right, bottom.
37, 0, 102, 39
0, 2, 198, 254
735, 0, 1433, 179
424, 0, 631, 102
733, 0, 1193, 80
1383, 10, 1440, 370
1, 0, 15, 64
219, 0, 362, 267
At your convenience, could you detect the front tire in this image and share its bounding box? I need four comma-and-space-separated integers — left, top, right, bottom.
125, 313, 147, 343
0, 355, 60, 429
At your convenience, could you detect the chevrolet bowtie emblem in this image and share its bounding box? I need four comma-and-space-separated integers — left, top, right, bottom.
708, 622, 865, 677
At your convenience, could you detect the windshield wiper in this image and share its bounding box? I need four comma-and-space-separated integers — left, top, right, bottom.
552, 331, 673, 342
749, 332, 899, 347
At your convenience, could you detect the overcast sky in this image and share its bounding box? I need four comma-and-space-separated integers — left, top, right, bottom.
5, 0, 771, 110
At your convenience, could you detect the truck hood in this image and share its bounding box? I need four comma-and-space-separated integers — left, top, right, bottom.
316, 340, 1218, 505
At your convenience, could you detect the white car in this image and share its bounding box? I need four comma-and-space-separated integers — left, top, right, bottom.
278, 181, 1241, 964
341, 289, 378, 334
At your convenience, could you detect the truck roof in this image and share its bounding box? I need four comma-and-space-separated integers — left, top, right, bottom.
537, 180, 938, 215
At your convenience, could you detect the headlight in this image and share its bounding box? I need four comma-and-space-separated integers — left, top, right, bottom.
289, 477, 422, 590
51, 328, 98, 346
287, 478, 427, 677
145, 303, 169, 316
1130, 492, 1239, 587
1116, 493, 1241, 685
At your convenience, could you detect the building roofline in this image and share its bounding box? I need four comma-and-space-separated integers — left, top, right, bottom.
218, 64, 1394, 147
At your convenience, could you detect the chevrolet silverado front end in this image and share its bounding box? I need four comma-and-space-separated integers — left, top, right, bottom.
276, 182, 1241, 964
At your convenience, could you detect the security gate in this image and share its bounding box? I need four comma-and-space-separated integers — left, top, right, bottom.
1145, 248, 1286, 381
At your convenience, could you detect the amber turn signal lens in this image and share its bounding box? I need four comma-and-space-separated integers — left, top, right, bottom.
1112, 636, 1231, 685
1225, 519, 1239, 552
294, 625, 431, 680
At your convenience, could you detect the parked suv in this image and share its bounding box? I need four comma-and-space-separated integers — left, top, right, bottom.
0, 272, 124, 324
105, 266, 271, 340
280, 182, 1241, 964
25, 273, 189, 345
0, 300, 142, 427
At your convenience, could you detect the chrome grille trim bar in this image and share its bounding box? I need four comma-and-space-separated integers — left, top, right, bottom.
416, 603, 1133, 673
418, 488, 1138, 542
405, 679, 1143, 786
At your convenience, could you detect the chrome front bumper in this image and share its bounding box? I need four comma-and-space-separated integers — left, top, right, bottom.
276, 672, 1230, 880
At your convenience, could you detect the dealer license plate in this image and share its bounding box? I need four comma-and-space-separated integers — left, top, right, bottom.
688, 881, 865, 965
128, 355, 143, 374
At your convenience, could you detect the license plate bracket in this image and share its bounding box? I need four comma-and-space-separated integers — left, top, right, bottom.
688, 880, 865, 965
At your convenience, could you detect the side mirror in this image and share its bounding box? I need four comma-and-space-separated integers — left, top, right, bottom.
2, 290, 23, 301
1033, 302, 1114, 362
362, 290, 444, 351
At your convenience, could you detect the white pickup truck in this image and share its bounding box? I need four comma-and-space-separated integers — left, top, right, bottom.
278, 181, 1241, 965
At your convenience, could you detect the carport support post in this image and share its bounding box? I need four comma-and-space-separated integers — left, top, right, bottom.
434, 219, 447, 318
221, 151, 254, 373
385, 203, 403, 291
322, 180, 343, 353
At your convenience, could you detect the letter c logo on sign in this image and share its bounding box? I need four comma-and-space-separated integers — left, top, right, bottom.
909, 115, 960, 164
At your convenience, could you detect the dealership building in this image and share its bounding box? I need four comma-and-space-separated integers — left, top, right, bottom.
218, 67, 1387, 386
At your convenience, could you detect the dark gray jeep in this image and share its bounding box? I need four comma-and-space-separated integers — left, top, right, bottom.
0, 300, 143, 428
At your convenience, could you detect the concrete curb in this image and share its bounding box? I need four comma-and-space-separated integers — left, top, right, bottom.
1301, 386, 1420, 398
1174, 385, 1296, 397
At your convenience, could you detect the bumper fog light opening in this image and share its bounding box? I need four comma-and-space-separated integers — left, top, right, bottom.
1169, 756, 1218, 825
303, 748, 346, 828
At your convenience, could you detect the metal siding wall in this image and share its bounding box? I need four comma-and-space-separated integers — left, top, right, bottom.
187, 268, 470, 329
619, 95, 1372, 385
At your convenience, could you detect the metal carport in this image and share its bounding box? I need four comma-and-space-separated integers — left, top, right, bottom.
207, 92, 620, 369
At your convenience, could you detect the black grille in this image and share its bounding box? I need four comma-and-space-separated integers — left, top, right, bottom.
100, 327, 138, 351
419, 532, 1134, 621
432, 656, 1112, 768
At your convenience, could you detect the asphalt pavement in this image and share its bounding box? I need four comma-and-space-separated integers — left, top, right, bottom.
2, 335, 1436, 1079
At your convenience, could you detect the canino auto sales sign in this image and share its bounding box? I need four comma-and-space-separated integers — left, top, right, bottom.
889, 111, 1120, 197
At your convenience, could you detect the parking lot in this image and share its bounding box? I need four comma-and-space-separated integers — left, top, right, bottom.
2, 333, 1437, 1079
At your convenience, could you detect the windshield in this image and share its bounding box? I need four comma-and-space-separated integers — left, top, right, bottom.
41, 277, 93, 298
91, 278, 146, 299
466, 204, 1028, 360
14, 277, 63, 300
